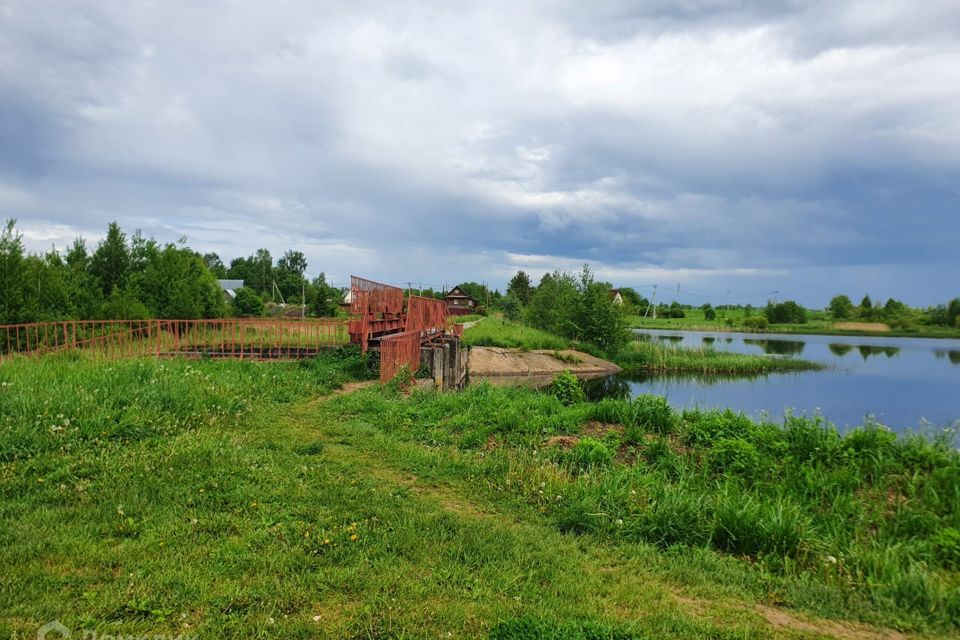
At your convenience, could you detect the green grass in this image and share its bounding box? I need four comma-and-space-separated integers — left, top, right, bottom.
462, 318, 570, 350
2, 353, 957, 638
452, 313, 485, 324
322, 383, 960, 633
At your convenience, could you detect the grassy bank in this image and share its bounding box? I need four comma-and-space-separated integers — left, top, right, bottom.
617, 341, 825, 375
629, 312, 960, 339
3, 354, 957, 638
464, 318, 824, 375
462, 317, 570, 350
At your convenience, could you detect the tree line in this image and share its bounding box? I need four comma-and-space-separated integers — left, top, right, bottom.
0, 219, 342, 325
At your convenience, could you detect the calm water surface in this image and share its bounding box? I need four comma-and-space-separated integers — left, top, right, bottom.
591, 329, 960, 433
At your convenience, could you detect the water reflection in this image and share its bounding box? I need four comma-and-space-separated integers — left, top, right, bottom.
628, 328, 960, 430
743, 338, 806, 356
857, 345, 900, 360
829, 343, 853, 357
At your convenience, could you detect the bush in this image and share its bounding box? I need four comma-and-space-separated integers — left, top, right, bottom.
741, 316, 768, 331
232, 287, 264, 317
549, 370, 584, 406
765, 300, 808, 324
630, 395, 674, 435
706, 438, 761, 478
932, 528, 960, 570
569, 437, 614, 471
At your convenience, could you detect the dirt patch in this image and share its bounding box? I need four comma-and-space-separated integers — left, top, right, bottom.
674, 592, 907, 640
544, 435, 580, 449
468, 346, 620, 380
582, 421, 623, 438
334, 380, 378, 395
834, 322, 891, 332
757, 605, 907, 640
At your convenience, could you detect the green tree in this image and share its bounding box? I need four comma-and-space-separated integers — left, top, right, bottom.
232, 287, 265, 317
64, 238, 102, 319
275, 250, 308, 301
90, 222, 130, 296
765, 300, 807, 324
506, 271, 533, 305
828, 295, 854, 320
576, 266, 630, 353
202, 252, 227, 278
0, 219, 27, 324
501, 293, 521, 321
526, 271, 580, 337
311, 272, 341, 317
701, 303, 716, 321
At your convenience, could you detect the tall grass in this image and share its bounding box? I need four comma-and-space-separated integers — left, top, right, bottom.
616, 340, 825, 375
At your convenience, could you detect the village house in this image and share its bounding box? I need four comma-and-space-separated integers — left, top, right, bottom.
609, 288, 624, 305
444, 285, 479, 316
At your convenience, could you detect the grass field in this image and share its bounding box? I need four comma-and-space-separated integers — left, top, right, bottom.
2, 353, 958, 638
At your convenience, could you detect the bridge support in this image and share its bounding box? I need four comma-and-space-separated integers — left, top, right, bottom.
421, 337, 467, 391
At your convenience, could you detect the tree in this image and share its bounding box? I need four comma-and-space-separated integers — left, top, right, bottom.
501, 293, 521, 321
668, 301, 686, 318
506, 271, 533, 305
701, 303, 716, 321
202, 252, 227, 278
576, 266, 630, 353
64, 238, 101, 319
90, 222, 131, 296
232, 287, 264, 317
619, 287, 646, 310
311, 272, 341, 317
0, 219, 27, 324
828, 295, 854, 320
526, 271, 579, 337
275, 250, 308, 301
765, 300, 807, 324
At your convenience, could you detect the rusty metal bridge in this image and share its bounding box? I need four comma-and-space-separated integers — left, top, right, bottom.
0, 275, 462, 383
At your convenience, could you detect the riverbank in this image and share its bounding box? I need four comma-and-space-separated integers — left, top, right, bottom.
629, 315, 960, 339
2, 353, 958, 637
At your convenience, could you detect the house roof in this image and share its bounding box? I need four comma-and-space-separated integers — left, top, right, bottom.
445, 286, 478, 302
217, 279, 244, 291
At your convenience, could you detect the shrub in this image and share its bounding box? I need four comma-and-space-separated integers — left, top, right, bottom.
741, 316, 768, 331
569, 437, 614, 471
932, 528, 960, 570
549, 370, 584, 406
627, 485, 709, 548
706, 438, 761, 478
630, 395, 674, 434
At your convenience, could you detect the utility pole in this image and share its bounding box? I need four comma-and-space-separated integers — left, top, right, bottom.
650, 285, 658, 319
406, 281, 412, 298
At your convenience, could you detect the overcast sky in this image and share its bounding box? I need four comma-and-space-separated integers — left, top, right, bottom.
2, 1, 958, 306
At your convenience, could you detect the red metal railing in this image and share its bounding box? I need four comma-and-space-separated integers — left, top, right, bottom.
348, 275, 406, 353
0, 318, 349, 363
405, 296, 449, 336
379, 330, 422, 383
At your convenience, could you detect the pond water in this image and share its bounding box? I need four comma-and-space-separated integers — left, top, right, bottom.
586, 329, 960, 434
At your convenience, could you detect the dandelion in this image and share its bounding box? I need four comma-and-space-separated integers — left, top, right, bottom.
350, 534, 358, 541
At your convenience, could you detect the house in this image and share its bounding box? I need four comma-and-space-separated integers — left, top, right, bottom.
609, 288, 624, 305
340, 289, 353, 313
217, 279, 244, 300
445, 285, 479, 316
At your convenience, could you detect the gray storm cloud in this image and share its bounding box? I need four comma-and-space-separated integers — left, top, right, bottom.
1, 0, 958, 304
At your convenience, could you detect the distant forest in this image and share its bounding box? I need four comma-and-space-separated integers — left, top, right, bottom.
2, 218, 958, 330
0, 219, 343, 324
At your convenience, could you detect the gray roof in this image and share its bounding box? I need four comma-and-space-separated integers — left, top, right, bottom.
217, 279, 244, 291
